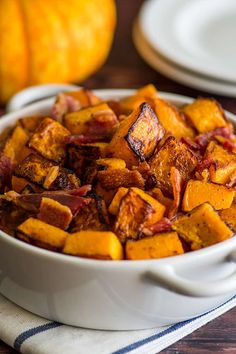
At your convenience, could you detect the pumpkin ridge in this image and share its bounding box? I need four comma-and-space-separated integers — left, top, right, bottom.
16, 0, 30, 87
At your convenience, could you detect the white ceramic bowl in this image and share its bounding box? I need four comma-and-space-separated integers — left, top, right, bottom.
0, 86, 236, 330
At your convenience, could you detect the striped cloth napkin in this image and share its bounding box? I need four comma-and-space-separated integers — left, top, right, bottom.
0, 293, 235, 354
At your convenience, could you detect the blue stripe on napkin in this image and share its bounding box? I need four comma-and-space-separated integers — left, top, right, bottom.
12, 295, 236, 353
112, 294, 236, 354
14, 322, 62, 351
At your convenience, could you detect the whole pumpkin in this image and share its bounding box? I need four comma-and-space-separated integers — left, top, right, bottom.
0, 0, 116, 103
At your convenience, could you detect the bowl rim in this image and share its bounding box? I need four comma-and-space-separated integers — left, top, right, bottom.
0, 88, 235, 269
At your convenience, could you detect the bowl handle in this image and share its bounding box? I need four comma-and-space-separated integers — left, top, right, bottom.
6, 84, 80, 113
144, 250, 236, 297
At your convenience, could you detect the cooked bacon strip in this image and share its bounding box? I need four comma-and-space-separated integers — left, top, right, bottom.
196, 158, 214, 172
7, 191, 91, 214
0, 155, 14, 192
227, 170, 236, 188
194, 127, 233, 150
65, 134, 109, 144
168, 167, 184, 219
222, 140, 236, 153
87, 110, 118, 136
42, 185, 92, 197
51, 93, 81, 122
181, 137, 200, 151
143, 217, 172, 236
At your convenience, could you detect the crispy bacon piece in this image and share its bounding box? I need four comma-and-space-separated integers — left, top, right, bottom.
194, 127, 233, 151
168, 167, 184, 219
222, 140, 236, 153
51, 93, 81, 122
65, 134, 109, 144
196, 158, 214, 173
7, 190, 91, 215
143, 218, 172, 236
0, 154, 13, 192
86, 110, 118, 136
181, 137, 200, 151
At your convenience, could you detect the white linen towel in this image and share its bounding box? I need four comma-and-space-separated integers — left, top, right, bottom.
0, 293, 235, 354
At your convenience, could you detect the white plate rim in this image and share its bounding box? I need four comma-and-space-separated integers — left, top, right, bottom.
139, 0, 236, 84
133, 21, 236, 97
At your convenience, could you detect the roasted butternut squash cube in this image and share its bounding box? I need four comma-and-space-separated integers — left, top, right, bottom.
17, 218, 68, 250
38, 198, 72, 230
126, 232, 184, 260
63, 230, 123, 260
15, 154, 54, 186
70, 196, 109, 232
182, 98, 227, 133
219, 204, 236, 231
65, 88, 102, 107
96, 158, 126, 170
120, 84, 157, 112
108, 187, 128, 215
11, 175, 43, 193
67, 144, 101, 178
154, 98, 195, 138
107, 102, 165, 167
19, 116, 43, 132
2, 125, 29, 164
114, 188, 165, 242
15, 154, 80, 190
173, 203, 233, 250
149, 188, 173, 215
205, 141, 236, 184
29, 117, 70, 162
97, 168, 145, 190
182, 180, 235, 211
64, 103, 113, 134
148, 136, 198, 196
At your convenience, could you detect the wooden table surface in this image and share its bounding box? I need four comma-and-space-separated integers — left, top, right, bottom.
1, 0, 236, 353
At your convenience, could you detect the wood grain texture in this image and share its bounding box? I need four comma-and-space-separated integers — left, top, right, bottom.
0, 0, 236, 353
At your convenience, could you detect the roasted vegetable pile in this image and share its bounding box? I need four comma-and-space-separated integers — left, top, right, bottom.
0, 85, 235, 260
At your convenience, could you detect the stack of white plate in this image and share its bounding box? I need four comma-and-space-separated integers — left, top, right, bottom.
134, 0, 236, 96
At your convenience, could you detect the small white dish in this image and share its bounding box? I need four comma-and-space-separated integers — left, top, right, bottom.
139, 0, 236, 83
133, 22, 236, 97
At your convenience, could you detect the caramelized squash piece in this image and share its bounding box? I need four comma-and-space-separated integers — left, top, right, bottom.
97, 168, 144, 190
204, 141, 236, 184
148, 188, 173, 215
2, 125, 29, 164
17, 218, 68, 250
173, 203, 233, 250
29, 117, 70, 162
154, 98, 195, 138
120, 84, 157, 112
63, 230, 123, 260
15, 154, 80, 190
38, 198, 72, 230
126, 232, 184, 260
71, 196, 109, 232
11, 175, 43, 194
182, 180, 235, 211
148, 136, 198, 196
96, 158, 126, 170
108, 187, 128, 215
108, 102, 165, 167
19, 116, 43, 132
183, 98, 227, 133
219, 204, 236, 231
64, 103, 115, 134
115, 188, 165, 242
